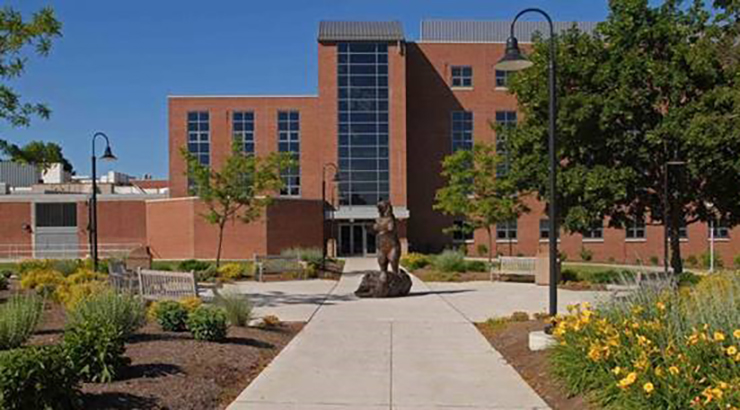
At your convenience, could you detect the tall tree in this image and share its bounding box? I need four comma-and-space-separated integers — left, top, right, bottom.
506, 0, 740, 274
0, 140, 73, 172
183, 144, 292, 267
434, 143, 528, 267
0, 6, 61, 128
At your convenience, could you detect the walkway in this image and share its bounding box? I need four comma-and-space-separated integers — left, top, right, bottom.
228, 258, 549, 410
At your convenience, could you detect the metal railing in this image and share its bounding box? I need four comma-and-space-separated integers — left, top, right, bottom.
0, 243, 142, 261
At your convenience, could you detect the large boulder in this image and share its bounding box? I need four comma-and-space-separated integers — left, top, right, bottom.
354, 271, 412, 298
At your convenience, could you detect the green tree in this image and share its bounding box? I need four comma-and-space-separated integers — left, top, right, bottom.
0, 140, 73, 172
183, 144, 292, 267
506, 0, 740, 274
434, 143, 528, 266
0, 7, 61, 128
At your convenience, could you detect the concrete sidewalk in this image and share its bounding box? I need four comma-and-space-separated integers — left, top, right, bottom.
228, 258, 549, 410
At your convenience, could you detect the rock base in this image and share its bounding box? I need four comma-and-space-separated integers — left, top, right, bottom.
529, 330, 557, 351
354, 270, 412, 298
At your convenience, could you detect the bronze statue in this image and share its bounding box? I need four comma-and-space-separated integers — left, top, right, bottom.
355, 200, 412, 298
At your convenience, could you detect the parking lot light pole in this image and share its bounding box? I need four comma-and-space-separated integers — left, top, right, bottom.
322, 163, 340, 272
496, 8, 559, 318
91, 132, 117, 272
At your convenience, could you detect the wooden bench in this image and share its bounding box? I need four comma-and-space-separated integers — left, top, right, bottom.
137, 268, 198, 301
254, 255, 304, 282
493, 256, 538, 282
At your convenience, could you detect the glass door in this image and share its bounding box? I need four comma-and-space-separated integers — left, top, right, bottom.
338, 221, 377, 256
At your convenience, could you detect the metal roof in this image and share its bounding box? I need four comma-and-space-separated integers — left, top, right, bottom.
420, 20, 598, 43
318, 21, 404, 42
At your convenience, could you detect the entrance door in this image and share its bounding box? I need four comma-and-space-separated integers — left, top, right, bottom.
338, 222, 376, 256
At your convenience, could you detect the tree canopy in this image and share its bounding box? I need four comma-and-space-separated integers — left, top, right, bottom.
506, 0, 740, 273
0, 140, 73, 172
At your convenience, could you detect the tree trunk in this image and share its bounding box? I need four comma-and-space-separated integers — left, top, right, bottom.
669, 212, 683, 276
215, 220, 226, 268
486, 226, 493, 268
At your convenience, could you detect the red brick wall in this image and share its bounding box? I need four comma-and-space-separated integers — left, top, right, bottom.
0, 202, 32, 247
266, 199, 324, 254
146, 198, 195, 259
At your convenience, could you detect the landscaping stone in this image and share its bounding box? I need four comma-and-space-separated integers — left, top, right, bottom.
354, 269, 412, 298
528, 330, 557, 351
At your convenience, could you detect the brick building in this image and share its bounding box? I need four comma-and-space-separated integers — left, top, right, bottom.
160, 19, 740, 266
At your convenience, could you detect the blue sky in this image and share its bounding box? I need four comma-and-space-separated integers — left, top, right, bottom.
1, 0, 614, 179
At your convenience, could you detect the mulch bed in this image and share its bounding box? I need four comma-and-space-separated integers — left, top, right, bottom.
2, 280, 303, 410
412, 268, 491, 282
476, 320, 594, 410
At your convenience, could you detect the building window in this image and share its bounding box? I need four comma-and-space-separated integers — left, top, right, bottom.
452, 220, 474, 243
626, 218, 646, 239
35, 203, 76, 227
278, 110, 300, 196
495, 111, 517, 176
451, 111, 473, 152
495, 70, 511, 88
496, 220, 517, 240
337, 42, 390, 206
540, 219, 560, 240
583, 222, 604, 240
709, 220, 730, 239
232, 111, 255, 154
451, 66, 473, 88
678, 221, 688, 239
187, 111, 210, 166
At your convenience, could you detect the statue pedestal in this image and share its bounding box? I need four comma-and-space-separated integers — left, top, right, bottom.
354, 271, 412, 298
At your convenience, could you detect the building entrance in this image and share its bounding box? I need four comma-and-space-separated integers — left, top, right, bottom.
338, 222, 376, 257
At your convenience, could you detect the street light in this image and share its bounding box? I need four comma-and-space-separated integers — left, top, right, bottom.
663, 160, 685, 275
322, 163, 340, 272
496, 8, 559, 318
91, 132, 116, 272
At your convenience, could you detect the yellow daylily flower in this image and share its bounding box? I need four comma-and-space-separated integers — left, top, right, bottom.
643, 382, 654, 394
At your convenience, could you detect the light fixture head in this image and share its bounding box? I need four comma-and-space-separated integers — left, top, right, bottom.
101, 145, 117, 162
495, 36, 534, 71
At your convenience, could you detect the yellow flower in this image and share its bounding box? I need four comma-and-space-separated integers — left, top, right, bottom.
618, 372, 638, 388
612, 366, 622, 375
727, 346, 738, 356
643, 382, 654, 394
735, 353, 740, 362
654, 367, 664, 378
714, 331, 726, 342
718, 382, 729, 390
733, 329, 740, 339
668, 366, 679, 376
656, 302, 666, 311
581, 301, 591, 309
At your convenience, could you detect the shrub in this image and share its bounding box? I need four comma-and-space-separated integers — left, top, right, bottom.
67, 291, 146, 339
56, 280, 109, 310
579, 247, 594, 262
214, 290, 252, 327
63, 317, 128, 383
218, 263, 246, 281
431, 250, 467, 273
1, 269, 13, 279
281, 247, 323, 267
0, 275, 7, 291
0, 345, 80, 410
686, 254, 699, 268
154, 300, 188, 331
734, 254, 740, 269
700, 251, 724, 270
196, 265, 218, 282
177, 259, 212, 272
49, 259, 82, 276
17, 259, 49, 275
480, 317, 510, 333
179, 295, 203, 312
464, 260, 488, 272
400, 253, 430, 271
510, 311, 529, 322
187, 306, 228, 342
476, 244, 489, 257
0, 295, 43, 350
19, 268, 65, 298
558, 251, 568, 262
649, 255, 660, 266
550, 273, 740, 409
261, 314, 281, 328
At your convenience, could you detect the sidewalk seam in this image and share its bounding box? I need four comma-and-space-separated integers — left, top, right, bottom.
305, 278, 341, 323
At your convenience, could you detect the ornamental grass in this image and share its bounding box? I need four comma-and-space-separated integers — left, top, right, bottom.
550, 272, 740, 409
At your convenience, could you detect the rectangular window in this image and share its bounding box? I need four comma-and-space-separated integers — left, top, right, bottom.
583, 222, 604, 240
232, 111, 255, 154
678, 221, 688, 239
710, 220, 730, 239
187, 111, 210, 166
495, 70, 511, 88
35, 203, 77, 228
337, 42, 390, 206
452, 220, 474, 243
540, 219, 560, 240
278, 110, 300, 196
451, 111, 473, 152
496, 220, 517, 240
626, 218, 646, 239
495, 111, 517, 176
451, 66, 473, 88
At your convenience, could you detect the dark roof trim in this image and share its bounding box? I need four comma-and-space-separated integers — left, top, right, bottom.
319, 21, 405, 42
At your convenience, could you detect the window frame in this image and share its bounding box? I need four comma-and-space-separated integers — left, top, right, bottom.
278, 110, 301, 197
452, 220, 474, 244
496, 220, 518, 242
232, 111, 255, 154
582, 222, 604, 242
709, 220, 730, 240
451, 111, 473, 152
625, 218, 647, 241
451, 65, 473, 88
494, 69, 511, 89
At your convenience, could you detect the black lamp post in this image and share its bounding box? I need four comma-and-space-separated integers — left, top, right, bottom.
495, 8, 559, 318
322, 163, 340, 271
90, 132, 117, 272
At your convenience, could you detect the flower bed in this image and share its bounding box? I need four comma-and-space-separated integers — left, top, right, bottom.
550, 273, 740, 409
